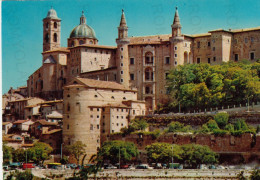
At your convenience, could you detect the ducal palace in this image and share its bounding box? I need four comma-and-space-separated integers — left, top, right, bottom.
4, 6, 259, 162
27, 7, 260, 113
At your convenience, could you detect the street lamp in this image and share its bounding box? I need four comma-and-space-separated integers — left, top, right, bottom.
119, 146, 121, 169
171, 145, 173, 169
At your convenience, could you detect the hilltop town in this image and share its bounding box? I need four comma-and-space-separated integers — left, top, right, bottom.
2, 6, 260, 176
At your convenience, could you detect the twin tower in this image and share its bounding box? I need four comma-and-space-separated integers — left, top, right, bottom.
42, 7, 183, 88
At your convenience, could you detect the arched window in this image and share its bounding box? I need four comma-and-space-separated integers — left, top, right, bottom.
54, 22, 57, 28
46, 22, 49, 29
79, 40, 84, 45
145, 67, 153, 81
145, 52, 153, 64
54, 33, 57, 42
71, 41, 75, 47
89, 40, 93, 44
45, 33, 49, 43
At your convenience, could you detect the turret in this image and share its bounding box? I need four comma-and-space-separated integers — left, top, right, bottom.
116, 10, 130, 88
171, 7, 182, 38
43, 7, 61, 52
170, 7, 184, 66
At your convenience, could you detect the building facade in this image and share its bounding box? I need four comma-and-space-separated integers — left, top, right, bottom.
62, 77, 146, 162
27, 7, 260, 113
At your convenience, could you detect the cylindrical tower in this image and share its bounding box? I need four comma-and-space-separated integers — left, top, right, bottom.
116, 10, 130, 88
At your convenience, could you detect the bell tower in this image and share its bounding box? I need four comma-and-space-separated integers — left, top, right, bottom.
170, 7, 184, 66
43, 7, 61, 52
116, 10, 130, 88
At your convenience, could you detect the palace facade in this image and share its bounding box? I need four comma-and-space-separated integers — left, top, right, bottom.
27, 7, 260, 113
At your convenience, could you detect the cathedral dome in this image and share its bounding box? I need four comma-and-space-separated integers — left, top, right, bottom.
69, 11, 97, 39
46, 7, 59, 19
69, 24, 96, 39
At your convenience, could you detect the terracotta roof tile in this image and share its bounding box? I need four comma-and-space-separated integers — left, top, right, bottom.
129, 34, 171, 45
67, 77, 137, 92
35, 120, 58, 126
72, 44, 117, 50
13, 120, 30, 124
42, 47, 70, 54
2, 122, 12, 125
42, 129, 62, 134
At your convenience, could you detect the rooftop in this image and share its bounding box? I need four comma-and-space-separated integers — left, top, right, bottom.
66, 77, 137, 92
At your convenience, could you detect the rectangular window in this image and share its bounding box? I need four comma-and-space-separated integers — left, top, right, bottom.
174, 46, 177, 50
121, 47, 123, 51
208, 42, 211, 47
250, 52, 255, 60
114, 74, 117, 80
130, 58, 135, 65
208, 58, 211, 64
251, 37, 254, 43
197, 58, 200, 64
67, 124, 69, 129
197, 42, 200, 48
174, 54, 177, 58
97, 125, 99, 129
90, 124, 93, 130
121, 63, 123, 67
213, 57, 216, 61
130, 73, 134, 80
165, 57, 170, 64
121, 79, 123, 82
213, 47, 215, 51
235, 54, 239, 61
133, 110, 135, 114
245, 38, 248, 43
121, 71, 123, 74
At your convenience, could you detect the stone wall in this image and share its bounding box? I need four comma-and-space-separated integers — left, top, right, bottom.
109, 133, 260, 163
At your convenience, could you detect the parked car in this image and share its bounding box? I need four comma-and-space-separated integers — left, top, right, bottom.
136, 164, 153, 169
104, 164, 117, 169
23, 163, 35, 170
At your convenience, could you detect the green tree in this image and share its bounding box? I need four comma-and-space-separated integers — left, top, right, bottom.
214, 113, 229, 129
12, 148, 26, 162
167, 121, 191, 133
234, 119, 249, 131
181, 144, 218, 168
3, 142, 13, 165
31, 142, 53, 165
206, 120, 219, 131
97, 140, 138, 164
131, 119, 149, 131
65, 141, 86, 165
145, 143, 182, 163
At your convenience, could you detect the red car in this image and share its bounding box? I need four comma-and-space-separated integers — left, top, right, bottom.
22, 163, 35, 169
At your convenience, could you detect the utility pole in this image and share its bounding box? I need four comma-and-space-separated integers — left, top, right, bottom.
26, 150, 27, 169
61, 143, 62, 160
119, 147, 121, 169
171, 145, 173, 169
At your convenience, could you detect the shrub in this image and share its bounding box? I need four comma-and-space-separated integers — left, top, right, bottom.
167, 121, 191, 133
224, 123, 234, 132
206, 120, 219, 131
212, 129, 229, 136
214, 113, 229, 129
250, 170, 260, 180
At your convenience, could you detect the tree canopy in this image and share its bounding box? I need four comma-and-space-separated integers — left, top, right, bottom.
167, 61, 260, 112
97, 140, 139, 164
145, 143, 218, 168
64, 141, 86, 165
145, 143, 183, 163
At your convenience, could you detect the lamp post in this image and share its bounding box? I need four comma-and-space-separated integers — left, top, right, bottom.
171, 145, 173, 169
25, 150, 27, 169
119, 146, 121, 169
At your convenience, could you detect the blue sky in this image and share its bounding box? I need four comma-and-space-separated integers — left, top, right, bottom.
2, 0, 260, 94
